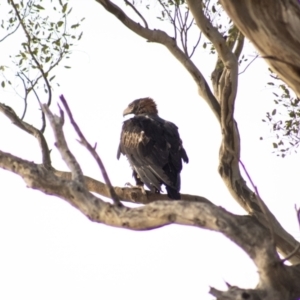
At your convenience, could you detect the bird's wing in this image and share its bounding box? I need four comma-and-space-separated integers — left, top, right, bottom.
119, 115, 186, 192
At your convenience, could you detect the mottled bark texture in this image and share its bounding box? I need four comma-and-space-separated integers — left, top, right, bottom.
221, 0, 300, 97
1, 0, 300, 299
1, 144, 300, 299
95, 0, 300, 298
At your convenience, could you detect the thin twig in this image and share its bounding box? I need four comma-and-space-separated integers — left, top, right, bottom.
177, 4, 184, 29
124, 0, 148, 28
239, 159, 275, 246
16, 73, 29, 120
186, 17, 194, 31
59, 94, 122, 206
157, 0, 179, 40
10, 0, 52, 110
281, 243, 300, 263
0, 0, 32, 43
189, 32, 202, 58
238, 54, 259, 75
19, 71, 46, 132
0, 20, 21, 43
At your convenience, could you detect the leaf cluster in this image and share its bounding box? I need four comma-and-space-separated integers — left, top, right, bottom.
0, 0, 84, 131
262, 70, 300, 157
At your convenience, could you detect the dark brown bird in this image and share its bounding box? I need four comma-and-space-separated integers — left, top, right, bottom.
117, 97, 188, 199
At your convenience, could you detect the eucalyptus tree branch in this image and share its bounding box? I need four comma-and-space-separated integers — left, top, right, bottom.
0, 0, 32, 43
16, 73, 29, 120
233, 31, 244, 59
0, 20, 21, 43
124, 0, 148, 28
186, 0, 236, 66
1, 146, 300, 299
18, 70, 46, 132
94, 0, 300, 265
210, 286, 263, 300
96, 0, 221, 121
157, 0, 178, 40
42, 104, 83, 183
186, 0, 238, 100
58, 95, 122, 206
239, 159, 275, 246
53, 169, 212, 205
189, 32, 201, 58
238, 54, 259, 75
220, 0, 300, 97
9, 0, 52, 110
0, 102, 51, 168
186, 0, 300, 265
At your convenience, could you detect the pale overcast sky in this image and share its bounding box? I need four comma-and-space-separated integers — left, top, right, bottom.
0, 1, 299, 300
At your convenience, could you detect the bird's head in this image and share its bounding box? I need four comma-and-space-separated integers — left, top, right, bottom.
123, 98, 158, 116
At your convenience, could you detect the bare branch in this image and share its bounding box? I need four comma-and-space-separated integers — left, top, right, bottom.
0, 102, 51, 168
1, 148, 300, 297
0, 0, 32, 43
96, 0, 221, 121
0, 21, 21, 43
238, 54, 259, 75
187, 0, 238, 102
18, 71, 47, 132
157, 0, 178, 40
53, 169, 211, 205
233, 30, 244, 59
189, 31, 202, 58
95, 0, 300, 266
42, 104, 83, 182
220, 0, 300, 97
124, 0, 148, 28
210, 286, 264, 300
58, 95, 122, 206
281, 205, 300, 263
16, 73, 29, 120
186, 0, 237, 68
239, 159, 275, 246
281, 243, 300, 264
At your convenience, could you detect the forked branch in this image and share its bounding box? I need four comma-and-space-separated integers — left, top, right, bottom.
96, 0, 221, 121
58, 95, 121, 206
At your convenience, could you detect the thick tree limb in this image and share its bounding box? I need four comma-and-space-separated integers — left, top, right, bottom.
185, 0, 300, 264
1, 147, 300, 299
54, 169, 211, 204
1, 0, 300, 297
3, 0, 299, 266
220, 0, 300, 97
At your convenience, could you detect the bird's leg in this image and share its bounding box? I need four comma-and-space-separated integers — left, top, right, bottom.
123, 170, 147, 194
125, 182, 147, 195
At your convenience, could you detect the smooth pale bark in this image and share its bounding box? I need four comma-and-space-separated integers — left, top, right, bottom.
221, 0, 300, 96
1, 1, 300, 299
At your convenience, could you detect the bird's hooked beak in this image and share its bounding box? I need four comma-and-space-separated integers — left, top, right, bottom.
123, 106, 133, 117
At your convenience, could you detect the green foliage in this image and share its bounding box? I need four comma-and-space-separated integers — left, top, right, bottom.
262, 69, 300, 157
0, 0, 84, 130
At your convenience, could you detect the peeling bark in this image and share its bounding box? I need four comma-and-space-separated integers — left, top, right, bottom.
1, 0, 300, 298
1, 146, 300, 299
220, 0, 300, 97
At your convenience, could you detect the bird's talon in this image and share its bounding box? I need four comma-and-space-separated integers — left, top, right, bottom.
124, 183, 146, 195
